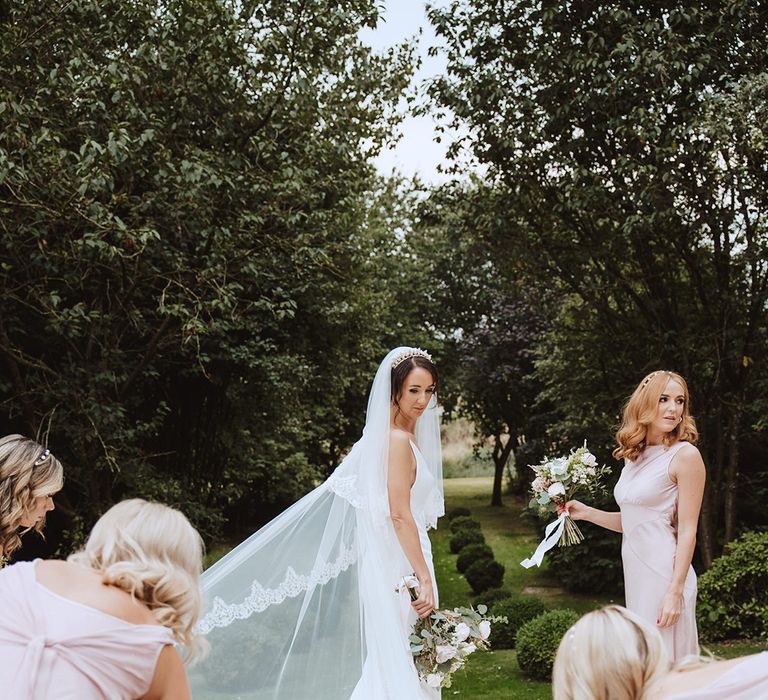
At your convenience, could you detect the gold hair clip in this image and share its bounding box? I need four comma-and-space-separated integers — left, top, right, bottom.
641, 370, 673, 389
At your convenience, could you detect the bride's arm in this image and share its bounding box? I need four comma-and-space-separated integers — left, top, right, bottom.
388, 432, 435, 618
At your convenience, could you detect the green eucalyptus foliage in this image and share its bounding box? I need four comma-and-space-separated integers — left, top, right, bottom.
0, 0, 419, 544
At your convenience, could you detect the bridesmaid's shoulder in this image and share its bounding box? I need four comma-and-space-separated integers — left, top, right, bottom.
669, 441, 705, 474
673, 441, 702, 459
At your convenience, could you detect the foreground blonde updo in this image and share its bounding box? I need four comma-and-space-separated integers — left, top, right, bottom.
614, 371, 698, 462
0, 434, 64, 559
553, 605, 670, 700
69, 499, 205, 660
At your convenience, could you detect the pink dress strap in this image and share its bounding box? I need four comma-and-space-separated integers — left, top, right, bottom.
0, 560, 175, 699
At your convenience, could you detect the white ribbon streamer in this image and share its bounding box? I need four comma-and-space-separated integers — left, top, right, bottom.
520, 511, 567, 568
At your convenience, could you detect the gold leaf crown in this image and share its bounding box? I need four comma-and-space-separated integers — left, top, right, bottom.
391, 347, 432, 369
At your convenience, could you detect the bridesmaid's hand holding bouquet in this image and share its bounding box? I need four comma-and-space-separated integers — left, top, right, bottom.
521, 442, 610, 568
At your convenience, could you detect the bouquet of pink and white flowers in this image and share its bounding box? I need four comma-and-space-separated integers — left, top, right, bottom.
521, 442, 610, 568
400, 576, 503, 689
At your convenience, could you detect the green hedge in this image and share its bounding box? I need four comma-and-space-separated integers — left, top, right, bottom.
475, 587, 513, 612
516, 609, 579, 680
456, 543, 494, 573
487, 596, 546, 649
450, 516, 483, 533
464, 558, 505, 594
697, 530, 768, 641
446, 506, 472, 521
450, 527, 485, 554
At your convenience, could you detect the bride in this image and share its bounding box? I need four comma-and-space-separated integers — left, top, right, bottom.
189, 347, 444, 699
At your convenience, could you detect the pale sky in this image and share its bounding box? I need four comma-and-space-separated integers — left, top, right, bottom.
359, 1, 456, 184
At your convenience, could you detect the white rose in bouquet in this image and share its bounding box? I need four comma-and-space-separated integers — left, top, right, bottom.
426, 673, 443, 688
454, 622, 471, 642
547, 481, 566, 498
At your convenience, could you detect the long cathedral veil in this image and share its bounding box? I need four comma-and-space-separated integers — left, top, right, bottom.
188, 347, 444, 699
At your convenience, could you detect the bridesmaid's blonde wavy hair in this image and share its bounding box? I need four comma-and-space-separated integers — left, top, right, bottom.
0, 434, 64, 559
613, 371, 698, 462
69, 499, 206, 660
553, 605, 670, 700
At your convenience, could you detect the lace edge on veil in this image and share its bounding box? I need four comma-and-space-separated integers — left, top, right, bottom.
197, 541, 359, 634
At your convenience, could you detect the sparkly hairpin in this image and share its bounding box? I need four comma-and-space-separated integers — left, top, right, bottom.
33, 448, 51, 467
641, 370, 672, 389
391, 347, 432, 369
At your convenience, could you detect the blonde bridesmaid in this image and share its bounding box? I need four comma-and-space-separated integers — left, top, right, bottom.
0, 434, 63, 566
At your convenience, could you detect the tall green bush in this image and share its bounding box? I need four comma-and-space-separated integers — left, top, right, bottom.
697, 530, 768, 640
0, 0, 419, 548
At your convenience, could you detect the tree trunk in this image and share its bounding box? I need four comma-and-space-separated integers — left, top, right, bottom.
491, 433, 515, 507
697, 479, 716, 569
723, 405, 743, 546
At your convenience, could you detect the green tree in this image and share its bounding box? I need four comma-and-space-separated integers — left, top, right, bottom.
429, 1, 768, 564
408, 181, 550, 506
1, 0, 419, 544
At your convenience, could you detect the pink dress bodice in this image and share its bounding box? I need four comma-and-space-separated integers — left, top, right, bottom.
0, 560, 174, 699
614, 441, 699, 661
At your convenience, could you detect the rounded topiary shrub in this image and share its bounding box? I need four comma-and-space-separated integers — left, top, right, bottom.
516, 609, 579, 680
464, 558, 505, 594
447, 506, 471, 521
456, 543, 494, 573
476, 587, 513, 612
487, 596, 546, 648
697, 530, 768, 641
450, 515, 482, 534
449, 527, 485, 554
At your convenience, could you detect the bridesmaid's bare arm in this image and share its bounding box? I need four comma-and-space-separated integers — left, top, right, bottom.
658, 444, 706, 628
565, 499, 623, 532
140, 646, 190, 700
387, 431, 435, 618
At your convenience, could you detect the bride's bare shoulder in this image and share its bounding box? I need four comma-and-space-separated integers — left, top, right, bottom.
389, 428, 414, 446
